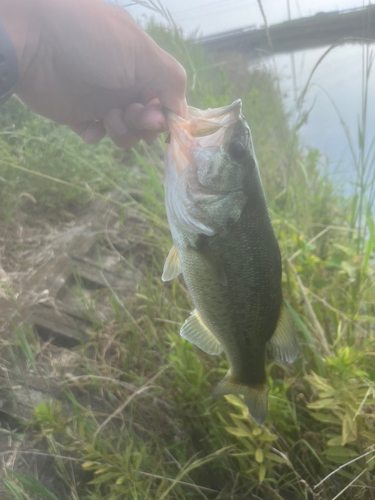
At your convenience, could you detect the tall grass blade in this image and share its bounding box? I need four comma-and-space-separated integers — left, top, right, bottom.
7, 472, 61, 500
362, 215, 375, 276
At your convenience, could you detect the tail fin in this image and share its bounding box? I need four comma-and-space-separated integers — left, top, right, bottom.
211, 376, 269, 425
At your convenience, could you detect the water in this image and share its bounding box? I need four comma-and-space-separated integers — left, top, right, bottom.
254, 44, 375, 193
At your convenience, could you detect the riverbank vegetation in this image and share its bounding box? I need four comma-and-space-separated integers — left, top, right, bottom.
1, 9, 374, 500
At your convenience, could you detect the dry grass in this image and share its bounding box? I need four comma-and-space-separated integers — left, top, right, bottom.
0, 15, 375, 500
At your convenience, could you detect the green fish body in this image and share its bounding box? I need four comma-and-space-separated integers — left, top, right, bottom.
163, 100, 297, 424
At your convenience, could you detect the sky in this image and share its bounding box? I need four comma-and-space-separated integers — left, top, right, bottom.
116, 0, 369, 36
110, 0, 374, 186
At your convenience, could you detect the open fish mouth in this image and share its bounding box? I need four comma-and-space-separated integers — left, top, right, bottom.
165, 100, 244, 175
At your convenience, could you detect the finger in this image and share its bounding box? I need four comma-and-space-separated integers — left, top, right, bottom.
124, 102, 167, 133
104, 105, 164, 148
103, 108, 140, 148
139, 89, 158, 105
137, 130, 161, 143
158, 89, 188, 119
179, 98, 188, 119
158, 57, 187, 117
70, 120, 106, 144
141, 101, 169, 132
142, 46, 187, 118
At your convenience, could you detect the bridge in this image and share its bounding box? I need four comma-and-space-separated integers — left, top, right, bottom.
198, 5, 375, 56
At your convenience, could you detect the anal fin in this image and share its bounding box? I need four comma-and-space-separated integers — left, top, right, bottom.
180, 309, 223, 355
211, 376, 269, 425
162, 245, 181, 282
267, 301, 298, 364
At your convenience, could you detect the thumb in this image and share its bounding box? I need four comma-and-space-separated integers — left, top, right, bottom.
158, 91, 188, 120
144, 45, 187, 118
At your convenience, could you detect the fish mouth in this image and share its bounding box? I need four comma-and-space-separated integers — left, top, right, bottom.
165, 100, 243, 175
166, 99, 242, 137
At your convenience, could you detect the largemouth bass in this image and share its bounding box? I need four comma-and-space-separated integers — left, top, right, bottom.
162, 100, 297, 424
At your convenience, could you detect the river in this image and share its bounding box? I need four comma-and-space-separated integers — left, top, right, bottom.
253, 43, 375, 195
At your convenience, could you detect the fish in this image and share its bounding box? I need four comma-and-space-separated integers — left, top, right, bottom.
162, 100, 298, 425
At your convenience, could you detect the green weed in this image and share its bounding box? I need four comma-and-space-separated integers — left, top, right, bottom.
0, 8, 374, 500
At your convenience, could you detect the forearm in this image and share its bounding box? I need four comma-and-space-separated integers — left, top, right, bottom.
0, 0, 186, 146
1, 0, 143, 88
0, 1, 44, 82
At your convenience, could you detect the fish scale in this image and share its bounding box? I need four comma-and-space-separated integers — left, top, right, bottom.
162, 100, 298, 424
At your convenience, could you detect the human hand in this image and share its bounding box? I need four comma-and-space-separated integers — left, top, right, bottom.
1, 0, 187, 147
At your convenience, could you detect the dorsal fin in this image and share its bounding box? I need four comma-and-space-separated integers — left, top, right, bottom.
162, 245, 181, 282
180, 309, 223, 355
267, 302, 298, 364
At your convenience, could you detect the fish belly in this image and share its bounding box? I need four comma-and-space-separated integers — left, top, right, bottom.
177, 201, 282, 387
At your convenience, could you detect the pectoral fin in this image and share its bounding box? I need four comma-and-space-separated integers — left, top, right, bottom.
192, 248, 227, 286
211, 376, 269, 425
180, 309, 223, 355
162, 245, 181, 282
267, 302, 298, 364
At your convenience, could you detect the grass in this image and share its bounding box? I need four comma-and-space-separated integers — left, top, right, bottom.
1, 8, 375, 500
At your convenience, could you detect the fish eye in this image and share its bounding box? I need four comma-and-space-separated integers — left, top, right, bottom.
228, 141, 247, 162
